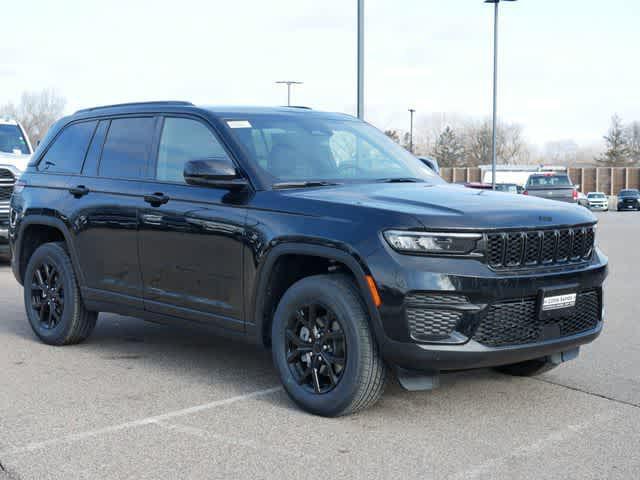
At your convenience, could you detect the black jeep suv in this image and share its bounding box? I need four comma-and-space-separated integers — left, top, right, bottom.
9, 102, 608, 416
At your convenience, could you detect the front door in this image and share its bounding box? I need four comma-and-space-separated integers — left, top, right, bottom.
138, 116, 247, 331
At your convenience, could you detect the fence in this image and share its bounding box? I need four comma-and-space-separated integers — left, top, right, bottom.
439, 167, 640, 194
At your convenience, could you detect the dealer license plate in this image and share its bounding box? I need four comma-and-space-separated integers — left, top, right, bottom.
542, 293, 577, 311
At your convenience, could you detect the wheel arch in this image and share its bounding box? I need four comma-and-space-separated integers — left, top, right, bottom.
14, 215, 83, 287
251, 243, 384, 349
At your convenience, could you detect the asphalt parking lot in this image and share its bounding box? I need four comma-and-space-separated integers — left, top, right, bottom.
1, 212, 639, 480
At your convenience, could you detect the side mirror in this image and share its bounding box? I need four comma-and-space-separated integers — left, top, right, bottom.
184, 159, 249, 190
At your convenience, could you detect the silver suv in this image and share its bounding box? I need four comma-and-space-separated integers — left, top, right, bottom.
0, 117, 32, 258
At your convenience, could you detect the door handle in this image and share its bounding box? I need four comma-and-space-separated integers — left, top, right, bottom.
69, 185, 90, 197
144, 193, 170, 206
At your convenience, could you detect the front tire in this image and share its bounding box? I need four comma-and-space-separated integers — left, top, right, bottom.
24, 242, 97, 346
271, 274, 387, 417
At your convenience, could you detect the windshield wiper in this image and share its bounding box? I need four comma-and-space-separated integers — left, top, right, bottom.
375, 177, 424, 183
272, 181, 342, 190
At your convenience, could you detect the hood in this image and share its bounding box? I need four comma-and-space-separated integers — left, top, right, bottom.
0, 151, 31, 174
283, 183, 596, 230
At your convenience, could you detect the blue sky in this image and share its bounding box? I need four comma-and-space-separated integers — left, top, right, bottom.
2, 0, 638, 147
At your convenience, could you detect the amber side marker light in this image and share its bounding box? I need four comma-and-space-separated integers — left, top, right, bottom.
365, 275, 382, 307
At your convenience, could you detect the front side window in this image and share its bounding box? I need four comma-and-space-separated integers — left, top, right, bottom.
0, 124, 30, 155
99, 117, 156, 179
39, 121, 97, 173
223, 114, 441, 185
156, 117, 230, 183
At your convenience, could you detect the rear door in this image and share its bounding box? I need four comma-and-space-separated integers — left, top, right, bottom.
138, 115, 247, 331
70, 116, 158, 308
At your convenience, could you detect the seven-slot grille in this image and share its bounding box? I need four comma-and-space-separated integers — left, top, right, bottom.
472, 290, 600, 347
486, 226, 595, 270
0, 168, 15, 222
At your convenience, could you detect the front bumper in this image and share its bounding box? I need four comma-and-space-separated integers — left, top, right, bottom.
366, 246, 608, 372
589, 203, 608, 211
618, 202, 639, 210
381, 322, 602, 371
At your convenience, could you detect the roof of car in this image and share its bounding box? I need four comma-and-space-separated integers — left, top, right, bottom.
72, 101, 355, 121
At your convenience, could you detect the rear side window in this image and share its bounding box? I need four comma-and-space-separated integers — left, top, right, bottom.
39, 121, 97, 173
156, 117, 231, 183
99, 117, 156, 179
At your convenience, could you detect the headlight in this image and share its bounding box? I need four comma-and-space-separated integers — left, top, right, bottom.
383, 230, 482, 255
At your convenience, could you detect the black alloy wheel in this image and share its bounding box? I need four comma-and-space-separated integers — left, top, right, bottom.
24, 242, 97, 346
30, 262, 65, 330
285, 303, 347, 394
271, 274, 387, 417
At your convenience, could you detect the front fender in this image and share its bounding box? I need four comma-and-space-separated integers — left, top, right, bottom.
248, 241, 386, 348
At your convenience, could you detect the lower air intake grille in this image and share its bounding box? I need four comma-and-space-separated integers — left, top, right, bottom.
407, 309, 462, 341
473, 290, 600, 347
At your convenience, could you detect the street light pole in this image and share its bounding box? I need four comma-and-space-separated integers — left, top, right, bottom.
485, 0, 517, 190
408, 108, 416, 153
275, 81, 303, 106
357, 0, 364, 119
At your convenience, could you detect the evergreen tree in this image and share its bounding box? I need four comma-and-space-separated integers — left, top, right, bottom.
596, 115, 631, 167
432, 126, 465, 167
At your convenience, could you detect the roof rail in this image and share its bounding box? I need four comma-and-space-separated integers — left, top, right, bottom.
75, 101, 194, 114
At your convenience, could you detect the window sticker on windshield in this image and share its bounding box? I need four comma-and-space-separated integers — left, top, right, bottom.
227, 120, 252, 129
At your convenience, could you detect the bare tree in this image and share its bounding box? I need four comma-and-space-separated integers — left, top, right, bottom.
500, 123, 527, 165
463, 121, 493, 167
627, 121, 640, 165
0, 89, 67, 146
596, 114, 631, 167
544, 139, 579, 165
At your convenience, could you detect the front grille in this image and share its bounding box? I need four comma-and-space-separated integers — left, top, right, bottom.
0, 168, 15, 222
486, 226, 595, 270
473, 290, 600, 347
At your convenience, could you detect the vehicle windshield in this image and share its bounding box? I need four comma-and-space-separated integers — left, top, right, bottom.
223, 114, 442, 185
588, 193, 605, 198
0, 124, 30, 155
527, 174, 572, 187
619, 190, 639, 198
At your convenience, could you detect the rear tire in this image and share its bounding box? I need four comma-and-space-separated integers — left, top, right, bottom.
271, 274, 387, 417
494, 358, 557, 377
23, 242, 97, 346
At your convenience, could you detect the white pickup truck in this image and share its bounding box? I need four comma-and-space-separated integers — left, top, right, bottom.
0, 117, 33, 259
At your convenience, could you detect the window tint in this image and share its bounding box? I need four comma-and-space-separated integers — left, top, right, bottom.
39, 121, 97, 173
81, 120, 109, 176
99, 117, 156, 179
156, 117, 230, 183
227, 116, 431, 182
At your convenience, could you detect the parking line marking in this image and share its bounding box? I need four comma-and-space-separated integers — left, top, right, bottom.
450, 409, 620, 480
0, 386, 282, 457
